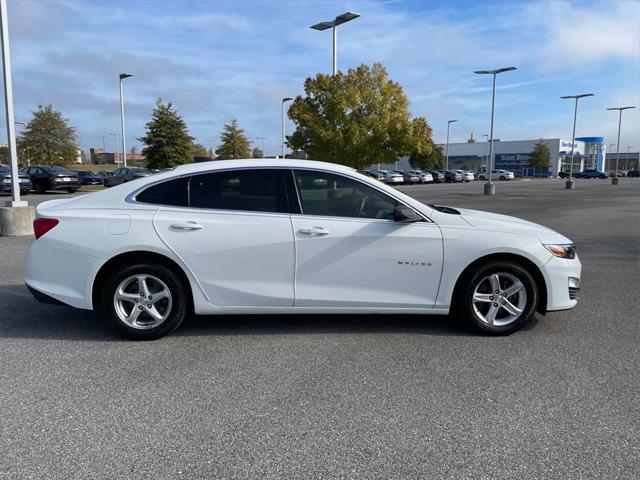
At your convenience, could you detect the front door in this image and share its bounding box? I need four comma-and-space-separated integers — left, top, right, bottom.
290, 169, 443, 308
153, 168, 295, 307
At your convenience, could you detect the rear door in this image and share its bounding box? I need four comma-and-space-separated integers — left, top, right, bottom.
150, 168, 296, 307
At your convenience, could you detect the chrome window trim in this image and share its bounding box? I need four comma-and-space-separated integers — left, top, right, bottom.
125, 165, 432, 222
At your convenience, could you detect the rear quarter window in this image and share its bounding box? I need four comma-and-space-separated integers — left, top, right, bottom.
136, 176, 189, 207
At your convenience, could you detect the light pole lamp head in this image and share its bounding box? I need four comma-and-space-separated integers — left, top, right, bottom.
310, 21, 334, 31
282, 97, 293, 103
474, 66, 517, 75
310, 12, 360, 30
561, 93, 594, 100
119, 73, 133, 80
448, 119, 458, 125
606, 106, 636, 111
334, 12, 360, 26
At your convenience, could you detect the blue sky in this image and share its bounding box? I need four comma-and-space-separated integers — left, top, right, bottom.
3, 0, 639, 156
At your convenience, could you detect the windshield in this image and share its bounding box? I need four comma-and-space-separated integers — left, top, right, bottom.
77, 171, 92, 176
44, 166, 72, 173
131, 168, 150, 173
0, 167, 10, 174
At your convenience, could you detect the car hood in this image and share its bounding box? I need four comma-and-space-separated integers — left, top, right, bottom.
442, 207, 572, 244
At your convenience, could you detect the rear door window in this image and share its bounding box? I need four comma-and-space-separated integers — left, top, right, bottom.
189, 169, 288, 213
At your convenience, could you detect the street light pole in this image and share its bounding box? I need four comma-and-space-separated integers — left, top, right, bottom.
445, 119, 457, 170
560, 93, 594, 189
109, 133, 120, 164
118, 73, 133, 167
281, 97, 293, 159
474, 66, 517, 195
482, 134, 489, 172
606, 106, 635, 185
0, 0, 23, 207
310, 12, 360, 75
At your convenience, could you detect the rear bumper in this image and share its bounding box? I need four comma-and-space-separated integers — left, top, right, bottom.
50, 183, 80, 190
26, 283, 68, 306
25, 239, 101, 310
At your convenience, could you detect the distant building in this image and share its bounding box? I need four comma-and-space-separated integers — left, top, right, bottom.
90, 148, 146, 166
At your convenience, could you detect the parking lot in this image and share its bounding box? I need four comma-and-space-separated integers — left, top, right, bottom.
1, 178, 639, 479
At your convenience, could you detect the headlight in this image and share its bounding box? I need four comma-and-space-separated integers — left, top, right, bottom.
544, 244, 576, 259
2, 178, 11, 183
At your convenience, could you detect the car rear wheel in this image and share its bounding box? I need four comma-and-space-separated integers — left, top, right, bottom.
36, 182, 47, 194
101, 263, 188, 340
67, 188, 77, 193
456, 261, 538, 335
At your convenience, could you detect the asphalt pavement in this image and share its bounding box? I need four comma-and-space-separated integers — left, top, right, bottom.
1, 178, 639, 479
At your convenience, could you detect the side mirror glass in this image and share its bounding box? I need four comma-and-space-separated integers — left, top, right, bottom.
394, 205, 422, 223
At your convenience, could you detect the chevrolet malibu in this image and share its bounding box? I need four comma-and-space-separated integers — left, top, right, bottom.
26, 160, 581, 340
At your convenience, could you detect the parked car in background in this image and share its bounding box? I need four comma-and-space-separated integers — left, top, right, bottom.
374, 170, 404, 185
477, 169, 515, 181
454, 170, 474, 182
607, 171, 626, 178
21, 165, 79, 193
26, 159, 581, 340
75, 170, 103, 186
627, 170, 640, 178
426, 170, 444, 183
359, 170, 385, 181
395, 170, 420, 185
441, 170, 463, 183
0, 165, 32, 195
103, 167, 152, 187
408, 170, 433, 184
580, 169, 608, 179
96, 171, 114, 179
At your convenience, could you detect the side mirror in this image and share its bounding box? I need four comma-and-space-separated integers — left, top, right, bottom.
394, 205, 422, 223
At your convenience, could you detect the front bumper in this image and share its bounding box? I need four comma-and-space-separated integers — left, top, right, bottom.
543, 254, 582, 312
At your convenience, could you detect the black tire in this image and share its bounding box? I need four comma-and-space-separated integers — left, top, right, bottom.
67, 188, 78, 193
500, 175, 506, 180
454, 261, 538, 335
20, 190, 28, 196
101, 263, 188, 340
36, 182, 47, 194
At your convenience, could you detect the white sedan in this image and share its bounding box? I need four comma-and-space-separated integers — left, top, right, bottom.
26, 160, 581, 340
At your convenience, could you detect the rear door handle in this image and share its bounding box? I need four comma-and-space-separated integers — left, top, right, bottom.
170, 221, 203, 231
298, 226, 330, 236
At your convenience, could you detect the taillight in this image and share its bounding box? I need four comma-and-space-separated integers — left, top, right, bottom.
33, 217, 59, 239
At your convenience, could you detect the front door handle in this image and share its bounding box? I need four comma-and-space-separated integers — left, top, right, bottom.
298, 226, 330, 236
170, 221, 203, 231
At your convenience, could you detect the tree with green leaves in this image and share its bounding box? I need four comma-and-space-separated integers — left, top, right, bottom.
17, 105, 77, 166
409, 142, 444, 170
252, 147, 263, 159
191, 142, 209, 158
287, 63, 432, 169
139, 99, 193, 169
528, 140, 551, 169
215, 119, 251, 159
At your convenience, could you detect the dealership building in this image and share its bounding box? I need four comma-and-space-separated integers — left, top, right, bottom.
385, 136, 609, 177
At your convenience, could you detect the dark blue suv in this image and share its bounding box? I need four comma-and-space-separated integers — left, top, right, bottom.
580, 169, 608, 179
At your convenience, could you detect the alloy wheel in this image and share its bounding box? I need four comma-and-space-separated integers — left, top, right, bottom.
113, 274, 173, 329
472, 272, 527, 326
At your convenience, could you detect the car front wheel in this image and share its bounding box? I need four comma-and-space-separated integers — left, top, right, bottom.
456, 261, 538, 335
101, 263, 188, 340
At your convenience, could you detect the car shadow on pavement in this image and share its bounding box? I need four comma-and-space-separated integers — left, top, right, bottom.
177, 313, 473, 338
0, 284, 480, 341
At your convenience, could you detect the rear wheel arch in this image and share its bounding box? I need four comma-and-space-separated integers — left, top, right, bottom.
452, 253, 548, 315
92, 251, 194, 312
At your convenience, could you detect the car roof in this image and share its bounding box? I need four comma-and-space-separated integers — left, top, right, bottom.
168, 159, 356, 176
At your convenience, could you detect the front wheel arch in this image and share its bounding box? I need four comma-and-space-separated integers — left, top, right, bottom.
451, 253, 548, 315
92, 251, 194, 313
